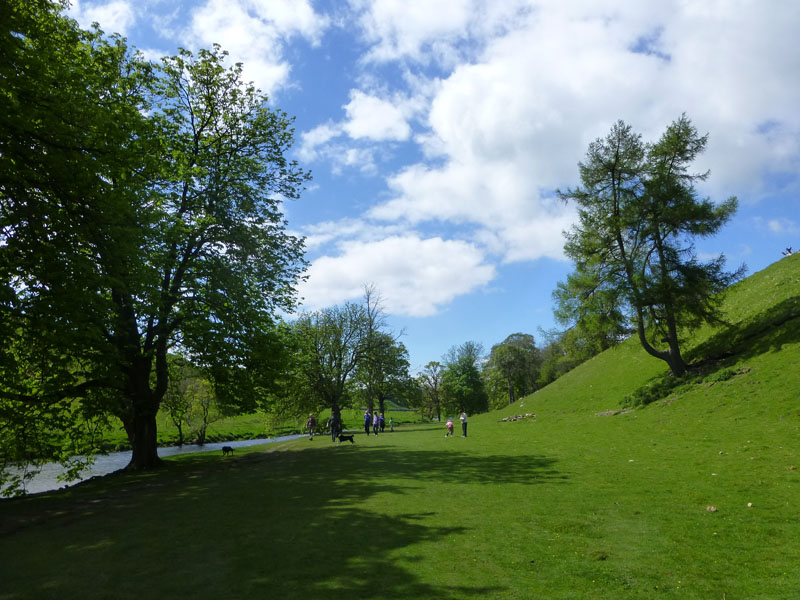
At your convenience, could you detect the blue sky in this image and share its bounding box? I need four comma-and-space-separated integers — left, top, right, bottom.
68, 0, 800, 371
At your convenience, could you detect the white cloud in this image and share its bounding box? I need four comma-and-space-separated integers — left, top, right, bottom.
69, 0, 136, 35
182, 0, 329, 94
297, 236, 495, 317
298, 122, 342, 162
356, 0, 800, 267
342, 90, 411, 141
350, 0, 533, 66
298, 89, 418, 171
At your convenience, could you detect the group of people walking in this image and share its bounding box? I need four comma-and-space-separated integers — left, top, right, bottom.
363, 410, 390, 435
305, 409, 396, 441
305, 409, 469, 441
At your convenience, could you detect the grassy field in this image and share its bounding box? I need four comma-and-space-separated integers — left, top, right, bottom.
1, 254, 798, 599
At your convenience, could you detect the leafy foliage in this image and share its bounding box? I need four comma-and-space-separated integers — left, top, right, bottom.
441, 341, 488, 416
0, 1, 308, 476
557, 115, 742, 376
484, 333, 541, 407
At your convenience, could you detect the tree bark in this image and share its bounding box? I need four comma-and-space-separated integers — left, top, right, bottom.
634, 311, 687, 377
127, 411, 161, 469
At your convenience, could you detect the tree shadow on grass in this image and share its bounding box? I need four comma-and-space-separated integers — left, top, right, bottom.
1, 445, 565, 599
687, 295, 800, 365
623, 297, 800, 408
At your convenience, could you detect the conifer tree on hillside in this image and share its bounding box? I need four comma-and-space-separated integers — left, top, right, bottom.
556, 116, 743, 377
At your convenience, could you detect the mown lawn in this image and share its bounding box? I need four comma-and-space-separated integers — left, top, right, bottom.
2, 353, 798, 600
1, 255, 798, 599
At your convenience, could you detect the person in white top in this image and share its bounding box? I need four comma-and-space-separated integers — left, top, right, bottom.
459, 410, 468, 437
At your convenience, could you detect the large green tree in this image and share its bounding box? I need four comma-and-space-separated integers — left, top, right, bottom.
1, 0, 156, 484
441, 341, 488, 416
281, 303, 368, 423
355, 331, 411, 414
0, 0, 307, 475
484, 333, 540, 407
557, 116, 742, 377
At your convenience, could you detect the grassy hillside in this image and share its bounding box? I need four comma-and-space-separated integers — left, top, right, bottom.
1, 254, 798, 599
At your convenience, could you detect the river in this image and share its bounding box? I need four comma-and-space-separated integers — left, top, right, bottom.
3, 435, 304, 496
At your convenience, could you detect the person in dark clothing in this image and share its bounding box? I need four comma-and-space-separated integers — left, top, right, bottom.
328, 411, 340, 442
306, 414, 317, 440
364, 410, 372, 436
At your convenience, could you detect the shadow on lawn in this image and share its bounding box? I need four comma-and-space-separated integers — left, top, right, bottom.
162, 446, 563, 598
1, 445, 564, 599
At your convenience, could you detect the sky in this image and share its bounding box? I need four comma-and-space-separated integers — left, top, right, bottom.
67, 0, 800, 372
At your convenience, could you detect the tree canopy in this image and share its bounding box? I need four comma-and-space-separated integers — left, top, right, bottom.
441, 341, 488, 416
557, 116, 742, 376
0, 1, 308, 477
484, 333, 540, 407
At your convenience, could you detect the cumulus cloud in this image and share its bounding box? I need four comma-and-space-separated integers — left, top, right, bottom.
298, 89, 417, 167
301, 218, 410, 252
68, 0, 136, 35
298, 122, 341, 162
350, 0, 533, 66
297, 1, 800, 317
342, 90, 411, 141
181, 0, 329, 94
297, 235, 496, 317
354, 0, 800, 269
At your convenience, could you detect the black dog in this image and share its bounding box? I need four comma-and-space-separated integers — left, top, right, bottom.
221, 446, 234, 456
337, 434, 355, 444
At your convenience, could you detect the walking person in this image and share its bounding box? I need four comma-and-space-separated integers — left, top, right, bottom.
306, 413, 317, 440
460, 410, 468, 437
372, 411, 379, 435
379, 412, 385, 432
389, 416, 394, 432
364, 409, 372, 436
328, 411, 339, 443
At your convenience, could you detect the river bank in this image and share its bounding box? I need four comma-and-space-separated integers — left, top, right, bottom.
3, 435, 304, 497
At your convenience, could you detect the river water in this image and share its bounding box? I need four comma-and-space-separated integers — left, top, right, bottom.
3, 435, 304, 496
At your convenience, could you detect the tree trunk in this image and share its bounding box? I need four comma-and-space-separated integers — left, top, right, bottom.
127, 411, 161, 469
634, 313, 687, 377
507, 375, 516, 405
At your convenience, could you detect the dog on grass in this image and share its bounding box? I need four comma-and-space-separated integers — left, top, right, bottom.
221, 446, 234, 456
337, 434, 355, 444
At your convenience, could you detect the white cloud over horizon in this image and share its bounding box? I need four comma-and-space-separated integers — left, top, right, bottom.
297, 235, 496, 317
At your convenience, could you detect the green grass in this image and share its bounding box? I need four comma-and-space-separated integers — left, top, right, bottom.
1, 254, 799, 599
